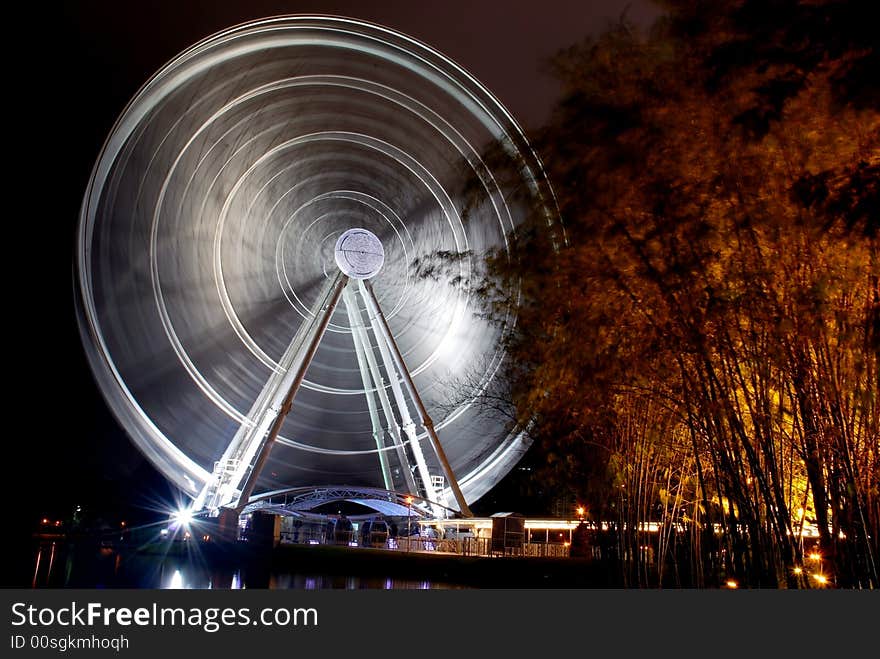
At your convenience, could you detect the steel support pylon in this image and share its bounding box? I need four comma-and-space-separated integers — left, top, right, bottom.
360, 279, 473, 517
193, 271, 472, 518
193, 272, 348, 513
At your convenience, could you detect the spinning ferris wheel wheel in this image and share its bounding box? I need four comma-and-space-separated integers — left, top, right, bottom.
75, 15, 557, 518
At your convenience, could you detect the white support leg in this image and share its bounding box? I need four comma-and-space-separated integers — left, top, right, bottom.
361, 279, 473, 517
346, 287, 419, 496
234, 272, 349, 509
194, 272, 348, 513
194, 275, 343, 512
358, 281, 441, 514
343, 284, 394, 491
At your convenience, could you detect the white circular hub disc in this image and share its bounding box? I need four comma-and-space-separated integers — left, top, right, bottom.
334, 228, 385, 279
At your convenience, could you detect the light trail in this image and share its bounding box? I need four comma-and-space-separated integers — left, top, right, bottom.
76, 16, 559, 503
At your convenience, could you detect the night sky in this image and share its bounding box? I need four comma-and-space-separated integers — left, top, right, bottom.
11, 1, 659, 533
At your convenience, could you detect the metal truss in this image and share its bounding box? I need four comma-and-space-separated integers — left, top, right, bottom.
193, 274, 472, 518
242, 485, 449, 519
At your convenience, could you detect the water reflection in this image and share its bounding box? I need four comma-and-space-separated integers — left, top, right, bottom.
28, 542, 465, 590
267, 573, 439, 590
167, 569, 184, 589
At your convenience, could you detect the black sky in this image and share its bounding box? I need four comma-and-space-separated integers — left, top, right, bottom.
12, 1, 660, 530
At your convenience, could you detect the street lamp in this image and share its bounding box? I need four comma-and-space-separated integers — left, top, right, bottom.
405, 496, 413, 552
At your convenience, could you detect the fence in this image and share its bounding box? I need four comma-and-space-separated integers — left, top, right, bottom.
391, 536, 490, 556
523, 543, 571, 558
279, 533, 573, 558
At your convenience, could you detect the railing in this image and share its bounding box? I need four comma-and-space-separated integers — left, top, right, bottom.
279, 529, 349, 544
391, 536, 490, 556
278, 534, 573, 558
523, 543, 570, 558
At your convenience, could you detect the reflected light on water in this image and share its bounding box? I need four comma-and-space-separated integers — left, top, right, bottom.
32, 546, 42, 588
47, 544, 57, 578
166, 569, 185, 589
27, 543, 467, 589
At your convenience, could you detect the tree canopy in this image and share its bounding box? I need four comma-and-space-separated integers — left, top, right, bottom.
474, 0, 878, 587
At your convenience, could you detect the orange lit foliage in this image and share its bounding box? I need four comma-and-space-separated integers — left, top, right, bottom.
484, 1, 878, 587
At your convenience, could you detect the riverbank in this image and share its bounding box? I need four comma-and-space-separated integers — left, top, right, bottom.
20, 537, 619, 588
269, 544, 617, 588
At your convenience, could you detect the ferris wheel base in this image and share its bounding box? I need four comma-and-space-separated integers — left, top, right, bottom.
195, 255, 472, 519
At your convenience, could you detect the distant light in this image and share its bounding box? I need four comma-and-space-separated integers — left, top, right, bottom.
160, 529, 169, 536
404, 496, 413, 505
41, 518, 48, 525
813, 574, 828, 585
793, 567, 803, 575
120, 521, 126, 527
173, 508, 193, 527
576, 506, 585, 517
808, 552, 821, 561
726, 580, 738, 589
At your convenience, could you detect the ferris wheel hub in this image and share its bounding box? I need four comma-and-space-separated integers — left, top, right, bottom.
334, 228, 384, 279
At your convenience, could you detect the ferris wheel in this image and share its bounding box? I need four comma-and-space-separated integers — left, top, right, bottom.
75, 15, 557, 517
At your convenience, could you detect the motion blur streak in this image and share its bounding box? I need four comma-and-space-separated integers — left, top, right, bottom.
76, 16, 558, 504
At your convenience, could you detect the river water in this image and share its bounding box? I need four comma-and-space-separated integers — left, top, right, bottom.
27, 541, 468, 590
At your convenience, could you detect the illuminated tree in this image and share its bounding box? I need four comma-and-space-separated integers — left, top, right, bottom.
469, 0, 878, 586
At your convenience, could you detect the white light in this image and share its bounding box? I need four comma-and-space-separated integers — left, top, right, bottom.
173, 508, 193, 527
168, 570, 184, 589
